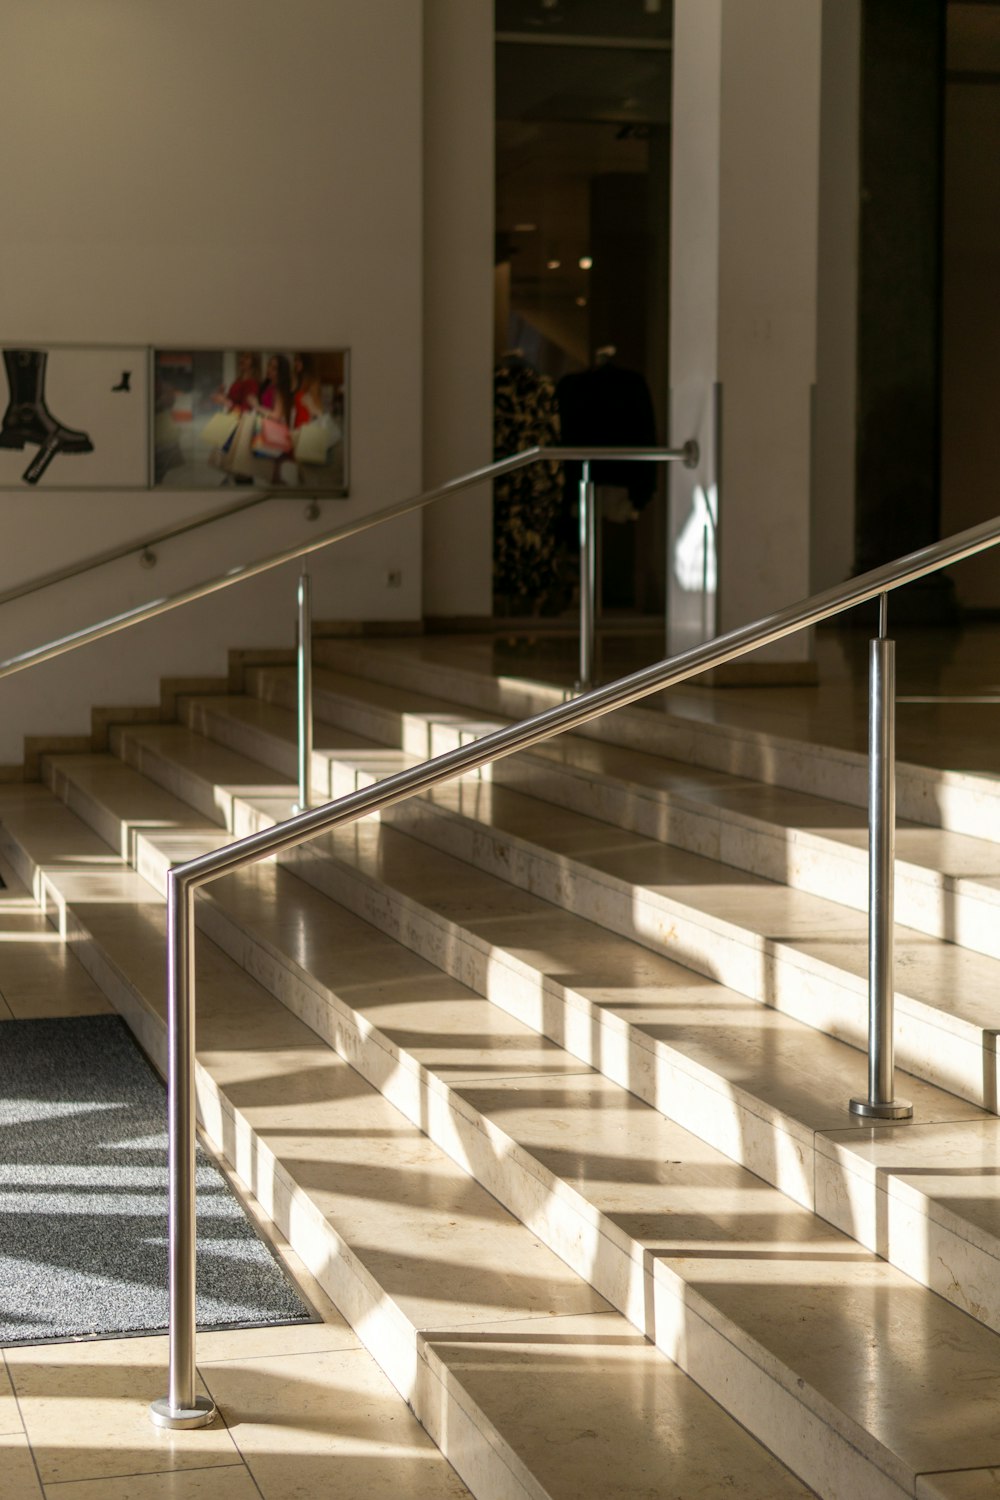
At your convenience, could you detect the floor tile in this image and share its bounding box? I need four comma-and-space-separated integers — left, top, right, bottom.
201, 1346, 471, 1500
0, 1355, 25, 1436
43, 1465, 259, 1499
0, 1433, 43, 1498
0, 940, 112, 1020
6, 1336, 242, 1485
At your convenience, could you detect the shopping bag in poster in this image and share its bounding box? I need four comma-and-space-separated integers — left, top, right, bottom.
220, 411, 260, 476
200, 409, 241, 449
293, 413, 342, 465
253, 416, 293, 459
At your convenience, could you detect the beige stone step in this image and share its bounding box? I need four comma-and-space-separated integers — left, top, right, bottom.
79, 733, 1000, 1334
313, 637, 1000, 842
36, 747, 1000, 1365
14, 773, 1000, 1498
244, 662, 1000, 962
131, 700, 1000, 1116
0, 787, 822, 1500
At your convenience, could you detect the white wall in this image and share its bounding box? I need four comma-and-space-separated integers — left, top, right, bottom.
422, 0, 494, 619
811, 0, 859, 595
0, 0, 426, 765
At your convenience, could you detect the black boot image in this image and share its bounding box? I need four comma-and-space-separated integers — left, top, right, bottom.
0, 348, 93, 484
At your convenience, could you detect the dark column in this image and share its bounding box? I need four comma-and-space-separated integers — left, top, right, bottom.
855, 0, 953, 618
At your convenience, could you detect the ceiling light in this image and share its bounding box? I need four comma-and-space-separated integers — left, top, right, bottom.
576, 296, 587, 307
547, 259, 561, 270
579, 256, 593, 270
513, 223, 537, 233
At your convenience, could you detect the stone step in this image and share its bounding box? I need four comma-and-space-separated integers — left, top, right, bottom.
44, 743, 1000, 1361
122, 709, 1000, 1117
0, 784, 822, 1500
244, 663, 1000, 962
19, 766, 1000, 1499
313, 638, 1000, 843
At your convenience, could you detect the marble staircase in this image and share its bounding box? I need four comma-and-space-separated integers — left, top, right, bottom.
4, 636, 1000, 1499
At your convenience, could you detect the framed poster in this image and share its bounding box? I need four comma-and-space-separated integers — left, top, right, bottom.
0, 344, 149, 490
152, 348, 349, 495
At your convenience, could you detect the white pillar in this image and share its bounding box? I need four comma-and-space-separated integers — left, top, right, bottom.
669, 0, 823, 678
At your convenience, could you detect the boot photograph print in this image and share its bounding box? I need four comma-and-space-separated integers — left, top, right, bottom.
0, 344, 147, 490
0, 349, 94, 484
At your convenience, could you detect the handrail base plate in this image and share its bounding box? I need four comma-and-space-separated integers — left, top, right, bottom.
149, 1395, 217, 1430
848, 1097, 913, 1120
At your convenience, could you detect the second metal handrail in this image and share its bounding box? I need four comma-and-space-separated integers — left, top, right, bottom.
149, 507, 1000, 1428
0, 490, 276, 608
0, 444, 696, 682
0, 443, 697, 813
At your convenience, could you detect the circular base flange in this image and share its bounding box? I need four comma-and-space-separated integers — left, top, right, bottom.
149, 1395, 217, 1430
849, 1097, 913, 1120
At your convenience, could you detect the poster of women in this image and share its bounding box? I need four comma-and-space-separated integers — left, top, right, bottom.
153, 347, 348, 495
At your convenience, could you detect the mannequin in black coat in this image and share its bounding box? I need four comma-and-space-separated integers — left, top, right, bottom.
556, 351, 658, 509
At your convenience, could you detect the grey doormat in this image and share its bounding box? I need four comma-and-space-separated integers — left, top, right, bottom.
0, 1015, 312, 1346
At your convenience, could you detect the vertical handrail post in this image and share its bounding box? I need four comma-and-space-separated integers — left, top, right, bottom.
296, 565, 313, 813
850, 593, 912, 1121
150, 870, 216, 1429
578, 461, 596, 691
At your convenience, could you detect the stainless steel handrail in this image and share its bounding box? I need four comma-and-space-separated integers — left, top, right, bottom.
0, 491, 276, 609
0, 444, 695, 682
149, 508, 1000, 1429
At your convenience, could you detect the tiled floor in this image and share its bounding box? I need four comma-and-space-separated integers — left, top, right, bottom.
0, 854, 469, 1500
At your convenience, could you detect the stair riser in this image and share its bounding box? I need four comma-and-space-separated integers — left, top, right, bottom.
258, 837, 1000, 1349
315, 644, 1000, 840
44, 758, 138, 860
815, 1147, 1000, 1336
44, 739, 996, 1168
648, 1263, 909, 1500
111, 727, 976, 1122
106, 730, 235, 828
134, 822, 825, 1214
17, 759, 999, 1498
184, 840, 1000, 1348
181, 700, 297, 780
427, 732, 1000, 964
247, 674, 1000, 960
323, 772, 992, 1111
177, 697, 354, 792
318, 821, 995, 1113
13, 778, 1000, 1415
123, 829, 912, 1500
